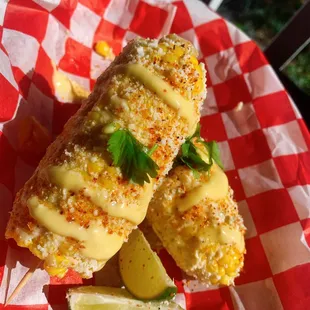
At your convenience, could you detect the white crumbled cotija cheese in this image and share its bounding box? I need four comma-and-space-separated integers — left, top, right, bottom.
64, 150, 72, 157
136, 46, 144, 56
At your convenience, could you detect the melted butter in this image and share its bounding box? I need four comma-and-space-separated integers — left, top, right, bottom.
53, 68, 73, 102
202, 226, 245, 253
123, 64, 196, 134
177, 163, 228, 213
28, 196, 124, 260
52, 63, 90, 102
47, 166, 153, 225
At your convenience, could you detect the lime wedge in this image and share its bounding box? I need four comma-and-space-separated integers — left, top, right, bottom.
67, 286, 183, 310
119, 229, 177, 300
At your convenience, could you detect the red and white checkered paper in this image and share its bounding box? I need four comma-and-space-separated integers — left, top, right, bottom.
0, 0, 310, 309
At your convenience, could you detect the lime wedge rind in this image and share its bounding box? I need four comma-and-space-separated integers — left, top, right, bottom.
67, 286, 183, 310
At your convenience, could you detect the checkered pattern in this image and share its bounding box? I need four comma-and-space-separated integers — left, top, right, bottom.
0, 0, 309, 309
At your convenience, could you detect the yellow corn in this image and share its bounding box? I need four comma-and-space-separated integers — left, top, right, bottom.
163, 46, 184, 63
147, 151, 246, 286
94, 41, 115, 60
87, 161, 103, 175
102, 122, 119, 134
45, 266, 67, 277
6, 34, 207, 279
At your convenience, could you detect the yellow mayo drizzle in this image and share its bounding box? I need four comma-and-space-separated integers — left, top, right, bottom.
47, 166, 153, 225
202, 226, 245, 252
177, 163, 229, 213
52, 63, 90, 102
123, 64, 196, 134
175, 144, 243, 252
27, 196, 124, 260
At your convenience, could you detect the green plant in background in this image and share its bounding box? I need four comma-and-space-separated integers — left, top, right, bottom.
218, 0, 310, 95
284, 49, 310, 95
218, 0, 303, 47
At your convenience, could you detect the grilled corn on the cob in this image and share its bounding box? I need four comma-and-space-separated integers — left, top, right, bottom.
5, 34, 206, 278
147, 141, 246, 286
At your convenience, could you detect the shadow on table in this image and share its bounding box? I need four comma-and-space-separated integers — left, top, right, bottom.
43, 284, 82, 310
1, 70, 55, 242
1, 243, 42, 305
0, 70, 80, 304
43, 254, 122, 308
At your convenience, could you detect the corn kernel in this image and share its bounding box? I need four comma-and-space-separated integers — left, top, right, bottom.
220, 275, 230, 286
95, 41, 111, 58
218, 255, 230, 266
159, 43, 168, 52
45, 265, 67, 277
99, 177, 115, 190
194, 78, 203, 94
163, 53, 178, 63
210, 275, 219, 285
102, 122, 119, 134
226, 262, 236, 272
174, 46, 184, 57
207, 263, 218, 273
55, 255, 70, 265
218, 266, 225, 277
88, 162, 103, 174
190, 55, 198, 66
233, 254, 240, 261
227, 270, 237, 277
163, 45, 185, 64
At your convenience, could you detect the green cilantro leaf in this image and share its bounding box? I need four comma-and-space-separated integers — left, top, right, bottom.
107, 129, 159, 185
201, 140, 223, 169
180, 140, 211, 174
176, 124, 224, 176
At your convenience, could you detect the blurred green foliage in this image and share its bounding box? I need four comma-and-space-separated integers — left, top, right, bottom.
218, 0, 310, 95
284, 49, 310, 95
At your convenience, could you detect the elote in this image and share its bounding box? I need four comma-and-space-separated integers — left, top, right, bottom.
5, 34, 206, 278
147, 136, 246, 286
